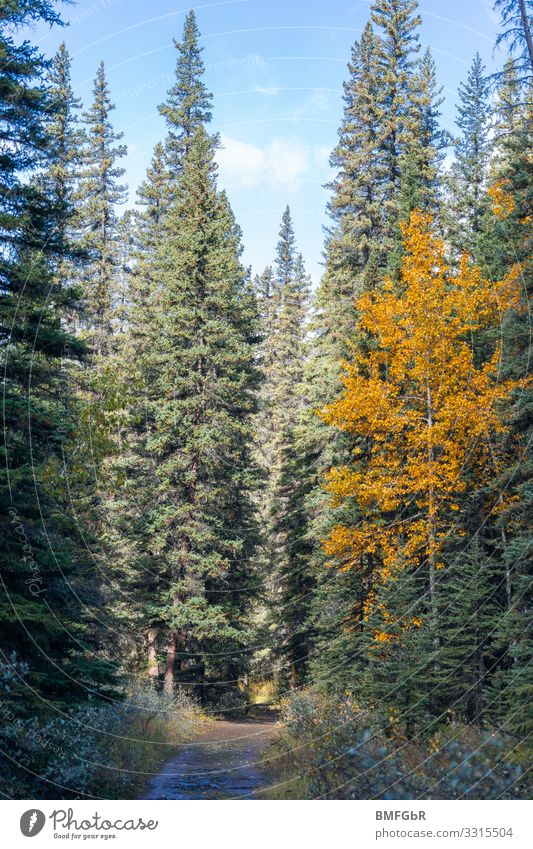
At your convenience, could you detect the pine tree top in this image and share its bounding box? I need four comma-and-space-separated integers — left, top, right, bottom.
371, 0, 421, 67
159, 9, 213, 170
275, 206, 297, 288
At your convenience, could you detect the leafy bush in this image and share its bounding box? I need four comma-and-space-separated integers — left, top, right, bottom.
0, 682, 205, 799
267, 691, 528, 800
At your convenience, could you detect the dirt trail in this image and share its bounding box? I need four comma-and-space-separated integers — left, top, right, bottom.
142, 716, 276, 800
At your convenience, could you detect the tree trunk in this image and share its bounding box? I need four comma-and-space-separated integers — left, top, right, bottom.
518, 0, 533, 74
501, 526, 512, 609
147, 628, 158, 686
426, 382, 439, 653
164, 631, 177, 694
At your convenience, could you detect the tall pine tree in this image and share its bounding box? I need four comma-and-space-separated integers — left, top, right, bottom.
77, 61, 127, 356
446, 53, 492, 259
139, 127, 260, 697
0, 0, 115, 711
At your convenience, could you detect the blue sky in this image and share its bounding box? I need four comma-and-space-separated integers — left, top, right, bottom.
34, 0, 502, 282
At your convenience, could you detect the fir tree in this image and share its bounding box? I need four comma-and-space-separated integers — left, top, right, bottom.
371, 0, 421, 254
0, 0, 115, 710
138, 127, 260, 697
399, 48, 447, 218
77, 61, 127, 356
158, 10, 212, 183
446, 54, 492, 258
494, 0, 533, 81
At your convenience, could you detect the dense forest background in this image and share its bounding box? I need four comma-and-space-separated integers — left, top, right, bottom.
0, 0, 531, 799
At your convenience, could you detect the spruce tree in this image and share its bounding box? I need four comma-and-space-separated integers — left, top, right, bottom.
254, 210, 311, 688
301, 22, 386, 524
159, 9, 212, 184
0, 0, 115, 710
483, 97, 532, 738
270, 245, 311, 687
371, 0, 421, 258
437, 535, 501, 724
446, 54, 492, 258
399, 48, 447, 218
494, 0, 533, 81
137, 127, 260, 697
41, 43, 82, 243
77, 61, 127, 356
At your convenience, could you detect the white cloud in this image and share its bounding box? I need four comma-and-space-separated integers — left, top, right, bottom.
254, 85, 280, 97
289, 90, 332, 122
267, 140, 308, 186
313, 144, 331, 167
216, 134, 309, 189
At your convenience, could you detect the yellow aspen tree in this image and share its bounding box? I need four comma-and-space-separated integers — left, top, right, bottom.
321, 210, 521, 640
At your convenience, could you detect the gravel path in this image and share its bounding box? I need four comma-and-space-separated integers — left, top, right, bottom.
142, 717, 276, 800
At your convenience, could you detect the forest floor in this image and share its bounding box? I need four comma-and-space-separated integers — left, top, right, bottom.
142, 708, 277, 800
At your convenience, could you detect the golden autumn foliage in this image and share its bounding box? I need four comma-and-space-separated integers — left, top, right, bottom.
320, 210, 521, 631
487, 180, 516, 220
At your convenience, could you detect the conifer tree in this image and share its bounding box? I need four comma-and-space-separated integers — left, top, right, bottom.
302, 22, 386, 521
42, 43, 82, 243
437, 534, 501, 724
371, 0, 421, 256
77, 61, 127, 355
305, 2, 423, 496
270, 247, 312, 686
398, 48, 447, 219
322, 22, 385, 317
137, 127, 260, 696
253, 265, 276, 522
159, 10, 212, 184
494, 0, 533, 80
446, 54, 492, 258
481, 98, 532, 737
255, 210, 311, 687
0, 0, 115, 709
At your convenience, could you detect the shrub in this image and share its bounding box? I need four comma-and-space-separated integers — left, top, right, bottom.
267, 691, 528, 800
0, 683, 205, 799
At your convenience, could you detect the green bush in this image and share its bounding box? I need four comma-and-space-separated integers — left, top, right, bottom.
0, 681, 204, 799
268, 691, 528, 800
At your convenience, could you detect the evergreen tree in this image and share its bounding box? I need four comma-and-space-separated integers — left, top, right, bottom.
137, 127, 260, 697
482, 97, 532, 738
41, 43, 82, 243
494, 0, 533, 81
399, 48, 447, 218
158, 9, 212, 184
270, 211, 309, 441
302, 22, 386, 527
254, 210, 311, 688
0, 0, 114, 710
324, 22, 386, 311
270, 246, 312, 687
135, 141, 167, 250
437, 535, 502, 724
77, 61, 127, 356
446, 54, 492, 258
371, 0, 421, 257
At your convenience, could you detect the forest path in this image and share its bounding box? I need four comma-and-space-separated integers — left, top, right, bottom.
142, 712, 276, 800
